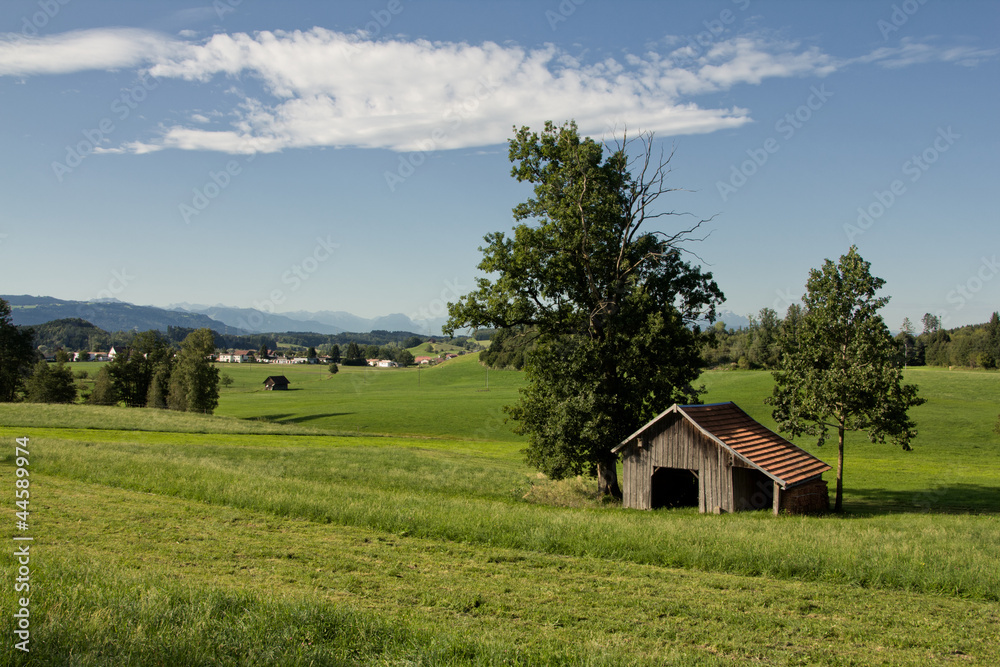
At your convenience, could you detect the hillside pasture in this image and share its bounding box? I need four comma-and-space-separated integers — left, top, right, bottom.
214, 354, 523, 441
2, 357, 999, 664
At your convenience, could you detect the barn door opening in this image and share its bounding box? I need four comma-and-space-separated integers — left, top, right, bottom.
650, 467, 699, 509
732, 467, 774, 511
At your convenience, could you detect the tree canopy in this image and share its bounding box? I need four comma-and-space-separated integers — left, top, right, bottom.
106, 330, 173, 407
24, 358, 77, 404
168, 328, 220, 414
767, 246, 924, 511
0, 298, 35, 402
446, 120, 723, 496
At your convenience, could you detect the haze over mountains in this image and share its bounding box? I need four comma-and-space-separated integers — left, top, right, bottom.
5, 295, 752, 335
168, 303, 446, 335
4, 295, 449, 335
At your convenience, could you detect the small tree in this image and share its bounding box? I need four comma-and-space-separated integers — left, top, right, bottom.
145, 367, 169, 409
395, 349, 414, 367
168, 328, 220, 414
329, 344, 341, 364
921, 313, 941, 335
87, 366, 118, 406
342, 342, 364, 366
25, 359, 77, 404
767, 246, 925, 512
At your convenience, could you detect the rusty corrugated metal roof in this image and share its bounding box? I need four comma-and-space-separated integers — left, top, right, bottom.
615, 402, 831, 488
678, 402, 831, 487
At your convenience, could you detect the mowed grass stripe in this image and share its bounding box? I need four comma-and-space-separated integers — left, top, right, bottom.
14, 434, 1000, 602
3, 474, 998, 666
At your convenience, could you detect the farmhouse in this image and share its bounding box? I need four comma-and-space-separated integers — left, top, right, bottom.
263, 375, 290, 390
613, 402, 831, 515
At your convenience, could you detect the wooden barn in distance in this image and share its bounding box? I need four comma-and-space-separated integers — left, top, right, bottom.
263, 375, 290, 391
613, 402, 831, 515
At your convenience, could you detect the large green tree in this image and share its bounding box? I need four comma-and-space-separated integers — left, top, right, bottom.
0, 298, 35, 402
446, 121, 723, 496
168, 328, 220, 414
767, 246, 924, 511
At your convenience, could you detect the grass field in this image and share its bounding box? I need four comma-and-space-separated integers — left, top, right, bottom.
2, 357, 999, 665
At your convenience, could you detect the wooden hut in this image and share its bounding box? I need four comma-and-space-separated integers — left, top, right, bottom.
263, 375, 290, 390
612, 402, 831, 515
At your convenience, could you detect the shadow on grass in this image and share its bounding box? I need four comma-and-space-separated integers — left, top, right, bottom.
252, 413, 355, 425
845, 483, 1000, 515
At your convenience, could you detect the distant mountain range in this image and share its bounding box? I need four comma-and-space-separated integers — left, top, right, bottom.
167, 303, 447, 335
5, 294, 750, 336
5, 295, 230, 333
4, 295, 449, 336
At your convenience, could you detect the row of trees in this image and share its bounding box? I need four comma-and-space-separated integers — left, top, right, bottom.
88, 329, 220, 413
334, 342, 416, 366
31, 318, 483, 368
705, 309, 1000, 371
0, 304, 221, 414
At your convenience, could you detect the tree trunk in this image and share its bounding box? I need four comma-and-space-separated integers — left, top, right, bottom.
597, 454, 622, 500
835, 424, 845, 513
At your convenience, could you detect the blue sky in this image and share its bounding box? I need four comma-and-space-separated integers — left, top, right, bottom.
1, 0, 997, 330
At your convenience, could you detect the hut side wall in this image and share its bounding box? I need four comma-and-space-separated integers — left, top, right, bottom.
621, 440, 654, 509
777, 479, 829, 514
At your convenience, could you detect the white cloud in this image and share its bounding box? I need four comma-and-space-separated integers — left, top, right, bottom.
0, 28, 182, 76
131, 28, 834, 153
856, 37, 999, 69
2, 28, 992, 154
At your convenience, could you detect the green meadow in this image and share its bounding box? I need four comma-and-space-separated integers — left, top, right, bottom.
2, 356, 999, 665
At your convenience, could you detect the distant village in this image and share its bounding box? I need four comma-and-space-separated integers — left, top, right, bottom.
70, 345, 460, 367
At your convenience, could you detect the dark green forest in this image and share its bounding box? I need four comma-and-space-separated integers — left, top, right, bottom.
703, 309, 1000, 370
